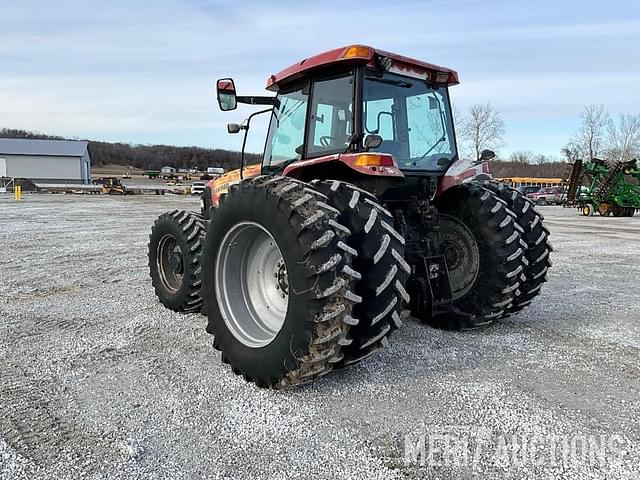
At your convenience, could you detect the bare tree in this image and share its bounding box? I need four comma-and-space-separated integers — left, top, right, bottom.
509, 151, 534, 164
570, 105, 610, 160
533, 153, 550, 164
460, 103, 505, 160
561, 142, 581, 162
607, 113, 640, 162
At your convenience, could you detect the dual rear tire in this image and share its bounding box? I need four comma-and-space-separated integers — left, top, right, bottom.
479, 180, 552, 315
201, 176, 364, 387
429, 182, 527, 329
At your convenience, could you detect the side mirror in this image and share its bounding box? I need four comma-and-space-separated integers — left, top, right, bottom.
364, 134, 383, 150
227, 123, 241, 134
479, 149, 495, 161
217, 78, 237, 111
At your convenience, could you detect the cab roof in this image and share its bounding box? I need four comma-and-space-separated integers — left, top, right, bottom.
266, 45, 460, 91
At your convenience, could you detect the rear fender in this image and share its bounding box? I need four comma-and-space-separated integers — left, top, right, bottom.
436, 160, 491, 198
207, 164, 261, 208
283, 152, 404, 181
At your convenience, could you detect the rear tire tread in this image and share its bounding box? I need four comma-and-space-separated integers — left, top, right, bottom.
478, 180, 552, 315
311, 179, 409, 367
202, 176, 361, 388
433, 183, 526, 329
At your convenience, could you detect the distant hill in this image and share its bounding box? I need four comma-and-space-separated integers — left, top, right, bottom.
0, 128, 260, 172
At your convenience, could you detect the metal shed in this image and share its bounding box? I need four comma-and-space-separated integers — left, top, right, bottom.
0, 138, 91, 184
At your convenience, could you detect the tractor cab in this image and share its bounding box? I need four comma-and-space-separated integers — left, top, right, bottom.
217, 45, 460, 185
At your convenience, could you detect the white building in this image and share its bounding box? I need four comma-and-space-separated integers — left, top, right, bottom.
160, 166, 176, 175
0, 138, 91, 184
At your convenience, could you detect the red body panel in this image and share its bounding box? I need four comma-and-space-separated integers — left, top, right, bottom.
267, 45, 459, 91
437, 161, 491, 196
282, 153, 404, 179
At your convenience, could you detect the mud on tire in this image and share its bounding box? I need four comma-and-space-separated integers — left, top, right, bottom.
311, 180, 410, 367
478, 180, 552, 315
433, 182, 526, 329
201, 176, 362, 388
148, 210, 206, 313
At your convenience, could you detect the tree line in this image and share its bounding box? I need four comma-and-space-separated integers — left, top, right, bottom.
0, 128, 260, 171
455, 102, 640, 178
4, 102, 638, 178
562, 105, 640, 163
455, 103, 567, 177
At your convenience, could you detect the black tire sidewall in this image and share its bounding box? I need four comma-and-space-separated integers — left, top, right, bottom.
203, 186, 323, 381
149, 213, 200, 311
435, 184, 522, 320
444, 201, 501, 313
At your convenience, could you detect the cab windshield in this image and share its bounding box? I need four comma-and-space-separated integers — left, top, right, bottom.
363, 70, 457, 172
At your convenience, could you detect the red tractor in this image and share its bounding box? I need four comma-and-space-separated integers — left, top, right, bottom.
148, 45, 551, 388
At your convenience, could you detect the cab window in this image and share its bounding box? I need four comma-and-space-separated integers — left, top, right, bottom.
264, 82, 309, 167
306, 74, 354, 156
364, 97, 395, 141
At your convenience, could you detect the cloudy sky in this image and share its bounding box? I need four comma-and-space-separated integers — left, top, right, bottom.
1, 0, 638, 157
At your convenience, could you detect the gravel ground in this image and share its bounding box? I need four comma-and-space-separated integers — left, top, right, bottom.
1, 194, 638, 479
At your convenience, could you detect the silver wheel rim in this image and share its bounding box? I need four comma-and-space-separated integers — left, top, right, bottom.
439, 215, 480, 300
157, 234, 184, 292
215, 222, 288, 348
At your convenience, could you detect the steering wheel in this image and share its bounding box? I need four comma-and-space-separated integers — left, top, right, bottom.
319, 136, 332, 148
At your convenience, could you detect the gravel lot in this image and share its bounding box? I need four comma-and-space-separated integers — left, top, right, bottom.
1, 194, 638, 479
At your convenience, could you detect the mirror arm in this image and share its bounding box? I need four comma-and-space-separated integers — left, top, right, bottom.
236, 96, 275, 106
239, 108, 273, 180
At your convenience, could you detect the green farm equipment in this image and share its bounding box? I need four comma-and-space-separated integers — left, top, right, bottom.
564, 158, 640, 216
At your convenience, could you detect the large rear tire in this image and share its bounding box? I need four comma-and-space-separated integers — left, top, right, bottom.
479, 180, 552, 315
148, 210, 206, 313
311, 180, 410, 367
201, 176, 362, 388
432, 182, 526, 329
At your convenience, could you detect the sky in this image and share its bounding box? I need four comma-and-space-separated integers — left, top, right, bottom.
1, 0, 639, 158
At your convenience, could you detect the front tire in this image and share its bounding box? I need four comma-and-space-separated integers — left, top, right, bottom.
148, 210, 206, 313
201, 176, 361, 388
